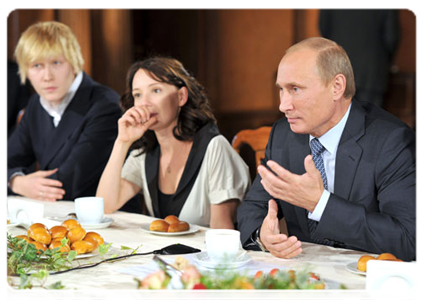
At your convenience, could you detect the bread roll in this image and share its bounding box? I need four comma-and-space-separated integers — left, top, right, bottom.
149, 220, 169, 232
377, 253, 397, 260
62, 219, 81, 230
71, 240, 95, 254
84, 232, 104, 246
168, 221, 190, 232
29, 240, 47, 254
164, 215, 180, 225
49, 240, 70, 253
29, 222, 48, 231
28, 227, 51, 245
67, 226, 86, 244
357, 255, 376, 272
50, 225, 68, 239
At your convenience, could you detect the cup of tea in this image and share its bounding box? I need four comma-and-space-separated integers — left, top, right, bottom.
74, 197, 104, 224
205, 229, 240, 262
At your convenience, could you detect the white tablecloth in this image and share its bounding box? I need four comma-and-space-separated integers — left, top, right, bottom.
5, 196, 415, 299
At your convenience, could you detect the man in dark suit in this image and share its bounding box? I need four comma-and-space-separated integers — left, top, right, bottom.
237, 37, 415, 261
319, 9, 400, 107
8, 21, 121, 201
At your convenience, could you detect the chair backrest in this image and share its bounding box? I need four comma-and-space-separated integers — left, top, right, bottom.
232, 126, 288, 235
231, 126, 272, 176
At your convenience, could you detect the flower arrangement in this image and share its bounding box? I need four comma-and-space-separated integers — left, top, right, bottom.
137, 256, 340, 290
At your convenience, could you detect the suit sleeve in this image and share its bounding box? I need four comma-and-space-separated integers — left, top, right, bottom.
49, 90, 121, 199
317, 126, 415, 261
237, 124, 283, 248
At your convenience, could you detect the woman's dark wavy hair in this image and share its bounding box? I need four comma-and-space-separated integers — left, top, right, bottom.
120, 57, 216, 153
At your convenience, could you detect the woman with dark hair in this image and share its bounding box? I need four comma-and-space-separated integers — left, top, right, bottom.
97, 57, 250, 228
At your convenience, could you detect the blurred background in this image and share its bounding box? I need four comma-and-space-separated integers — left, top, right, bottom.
7, 9, 416, 142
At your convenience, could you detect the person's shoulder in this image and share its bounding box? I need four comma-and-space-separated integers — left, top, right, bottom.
358, 100, 413, 132
81, 73, 120, 103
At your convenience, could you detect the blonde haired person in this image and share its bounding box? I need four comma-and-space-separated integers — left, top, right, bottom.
8, 21, 121, 201
96, 57, 250, 228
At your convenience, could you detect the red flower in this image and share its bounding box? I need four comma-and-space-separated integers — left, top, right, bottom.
187, 283, 207, 300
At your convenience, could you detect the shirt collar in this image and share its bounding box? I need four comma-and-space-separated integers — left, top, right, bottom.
309, 103, 352, 155
40, 72, 83, 127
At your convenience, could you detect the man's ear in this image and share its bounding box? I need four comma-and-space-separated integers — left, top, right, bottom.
178, 86, 189, 107
332, 74, 346, 100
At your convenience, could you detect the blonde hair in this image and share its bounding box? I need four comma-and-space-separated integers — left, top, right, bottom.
286, 37, 356, 99
14, 21, 84, 83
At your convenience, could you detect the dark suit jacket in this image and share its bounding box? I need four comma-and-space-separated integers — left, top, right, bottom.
319, 10, 400, 94
8, 73, 121, 201
8, 60, 31, 137
238, 100, 415, 261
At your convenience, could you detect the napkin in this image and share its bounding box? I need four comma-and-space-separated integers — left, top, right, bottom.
366, 260, 422, 300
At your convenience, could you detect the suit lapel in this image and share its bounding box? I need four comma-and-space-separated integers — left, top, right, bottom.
288, 133, 311, 235
146, 146, 161, 217
39, 73, 93, 168
334, 101, 365, 199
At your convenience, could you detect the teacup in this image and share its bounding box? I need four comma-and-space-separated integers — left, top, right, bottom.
205, 229, 240, 262
75, 197, 104, 224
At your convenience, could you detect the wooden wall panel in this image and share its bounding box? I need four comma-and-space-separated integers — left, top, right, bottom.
57, 10, 92, 76
211, 10, 294, 113
394, 10, 416, 73
91, 10, 133, 95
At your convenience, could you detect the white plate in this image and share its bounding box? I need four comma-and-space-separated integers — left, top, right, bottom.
193, 251, 252, 269
346, 261, 366, 276
80, 217, 114, 230
140, 223, 199, 236
7, 222, 21, 229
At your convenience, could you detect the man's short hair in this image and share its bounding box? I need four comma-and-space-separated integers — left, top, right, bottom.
287, 37, 356, 99
14, 21, 84, 83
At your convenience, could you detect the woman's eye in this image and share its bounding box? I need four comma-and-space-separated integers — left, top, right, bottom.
153, 88, 161, 93
133, 93, 141, 99
53, 61, 61, 65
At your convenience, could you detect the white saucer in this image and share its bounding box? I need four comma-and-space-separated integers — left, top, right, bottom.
346, 261, 366, 276
193, 251, 252, 269
80, 217, 114, 230
140, 223, 199, 236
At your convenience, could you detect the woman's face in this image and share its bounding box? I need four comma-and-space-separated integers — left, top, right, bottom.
131, 69, 186, 132
26, 54, 75, 107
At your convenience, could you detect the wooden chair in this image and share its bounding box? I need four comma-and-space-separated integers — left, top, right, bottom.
232, 126, 272, 176
232, 126, 288, 235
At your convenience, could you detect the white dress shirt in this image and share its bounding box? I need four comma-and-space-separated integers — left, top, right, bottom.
308, 104, 351, 222
40, 72, 83, 127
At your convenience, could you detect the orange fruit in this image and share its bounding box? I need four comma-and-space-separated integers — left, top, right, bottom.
357, 255, 376, 272
377, 253, 397, 261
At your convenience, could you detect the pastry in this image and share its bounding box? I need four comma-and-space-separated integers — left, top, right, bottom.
50, 225, 68, 239
67, 226, 86, 244
28, 227, 51, 245
168, 221, 190, 232
164, 215, 180, 225
149, 220, 169, 232
62, 219, 81, 230
71, 240, 95, 254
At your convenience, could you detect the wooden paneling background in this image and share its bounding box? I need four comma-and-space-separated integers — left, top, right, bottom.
7, 9, 416, 141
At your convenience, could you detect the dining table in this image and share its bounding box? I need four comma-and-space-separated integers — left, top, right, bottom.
5, 196, 416, 300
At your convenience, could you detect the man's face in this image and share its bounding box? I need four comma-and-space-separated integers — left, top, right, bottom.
27, 54, 75, 107
276, 49, 337, 137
